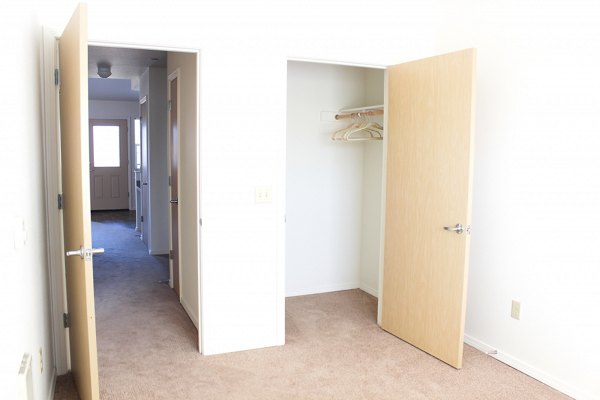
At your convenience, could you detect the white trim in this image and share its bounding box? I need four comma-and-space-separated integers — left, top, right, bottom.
377, 70, 389, 326
167, 68, 181, 298
40, 26, 69, 376
287, 56, 386, 69
286, 283, 360, 298
464, 335, 594, 400
181, 297, 199, 329
46, 367, 56, 400
359, 284, 378, 298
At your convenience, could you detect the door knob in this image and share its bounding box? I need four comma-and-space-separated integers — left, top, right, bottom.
66, 246, 105, 261
444, 223, 464, 234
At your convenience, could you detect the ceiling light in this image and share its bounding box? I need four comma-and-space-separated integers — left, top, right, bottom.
97, 63, 112, 78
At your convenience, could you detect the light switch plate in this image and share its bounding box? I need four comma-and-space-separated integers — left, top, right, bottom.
255, 186, 272, 203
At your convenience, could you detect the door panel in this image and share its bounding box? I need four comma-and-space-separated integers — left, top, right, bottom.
170, 77, 180, 296
140, 99, 149, 247
89, 119, 129, 210
381, 49, 476, 369
58, 3, 100, 399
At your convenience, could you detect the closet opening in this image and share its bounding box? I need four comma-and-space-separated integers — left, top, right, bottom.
285, 60, 386, 328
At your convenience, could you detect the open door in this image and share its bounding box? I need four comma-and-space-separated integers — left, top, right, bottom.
381, 49, 476, 369
59, 4, 100, 399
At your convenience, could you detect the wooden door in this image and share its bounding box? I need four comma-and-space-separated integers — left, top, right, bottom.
140, 98, 149, 247
169, 77, 180, 296
58, 4, 100, 399
89, 119, 129, 210
381, 49, 476, 369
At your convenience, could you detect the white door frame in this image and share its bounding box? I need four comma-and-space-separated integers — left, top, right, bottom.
41, 33, 203, 373
167, 69, 181, 295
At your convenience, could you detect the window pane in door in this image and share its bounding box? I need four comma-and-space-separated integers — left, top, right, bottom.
134, 118, 141, 170
93, 125, 120, 167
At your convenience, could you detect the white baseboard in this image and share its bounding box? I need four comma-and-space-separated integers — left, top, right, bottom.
47, 367, 56, 400
181, 297, 199, 330
286, 282, 359, 298
149, 248, 169, 256
359, 283, 378, 298
464, 334, 596, 400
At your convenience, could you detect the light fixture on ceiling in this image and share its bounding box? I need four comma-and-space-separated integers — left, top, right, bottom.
97, 63, 112, 78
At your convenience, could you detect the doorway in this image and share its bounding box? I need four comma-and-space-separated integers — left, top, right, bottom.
88, 118, 129, 210
41, 28, 203, 385
285, 51, 477, 369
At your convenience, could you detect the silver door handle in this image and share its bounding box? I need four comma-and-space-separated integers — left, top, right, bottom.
66, 246, 105, 261
444, 223, 464, 234
170, 199, 178, 204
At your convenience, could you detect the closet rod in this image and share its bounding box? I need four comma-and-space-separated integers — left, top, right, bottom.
335, 109, 384, 120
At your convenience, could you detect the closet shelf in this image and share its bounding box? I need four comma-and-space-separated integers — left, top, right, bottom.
335, 105, 384, 120
338, 104, 384, 113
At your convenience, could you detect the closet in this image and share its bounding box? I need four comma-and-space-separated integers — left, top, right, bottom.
286, 61, 385, 299
286, 50, 477, 369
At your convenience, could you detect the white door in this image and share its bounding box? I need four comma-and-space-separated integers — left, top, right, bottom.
381, 49, 476, 369
89, 118, 129, 210
58, 3, 100, 399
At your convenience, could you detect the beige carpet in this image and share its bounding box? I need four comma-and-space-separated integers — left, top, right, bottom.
54, 211, 570, 399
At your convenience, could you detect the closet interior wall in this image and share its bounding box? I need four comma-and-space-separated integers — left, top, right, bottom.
286, 61, 384, 298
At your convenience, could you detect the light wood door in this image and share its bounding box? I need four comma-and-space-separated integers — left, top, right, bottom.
140, 98, 149, 247
381, 49, 476, 369
169, 78, 180, 296
89, 119, 129, 210
58, 4, 100, 399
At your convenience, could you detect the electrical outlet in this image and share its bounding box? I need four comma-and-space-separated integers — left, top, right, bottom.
39, 347, 43, 374
511, 300, 521, 320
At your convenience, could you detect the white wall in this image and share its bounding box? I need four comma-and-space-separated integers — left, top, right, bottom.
286, 62, 367, 296
434, 1, 600, 399
139, 67, 169, 255
29, 1, 599, 398
0, 4, 55, 400
167, 52, 200, 333
89, 99, 139, 210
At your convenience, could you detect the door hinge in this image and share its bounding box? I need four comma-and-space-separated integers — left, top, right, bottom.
169, 250, 174, 260
57, 193, 63, 210
63, 313, 70, 328
54, 69, 60, 86
141, 215, 144, 222
168, 100, 172, 112
168, 176, 171, 186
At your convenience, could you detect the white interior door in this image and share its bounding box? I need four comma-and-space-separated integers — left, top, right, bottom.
89, 118, 129, 210
381, 49, 476, 369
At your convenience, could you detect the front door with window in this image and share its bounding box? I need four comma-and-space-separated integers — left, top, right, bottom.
89, 119, 129, 210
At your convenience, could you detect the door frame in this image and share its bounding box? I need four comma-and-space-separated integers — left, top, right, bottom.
167, 69, 182, 296
284, 54, 474, 366
41, 35, 203, 372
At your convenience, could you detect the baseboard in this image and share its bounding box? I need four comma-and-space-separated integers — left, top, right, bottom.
359, 283, 378, 298
47, 367, 56, 400
464, 334, 596, 400
286, 282, 359, 297
149, 248, 169, 256
181, 297, 199, 330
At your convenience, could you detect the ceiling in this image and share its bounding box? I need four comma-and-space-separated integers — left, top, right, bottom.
88, 46, 167, 101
